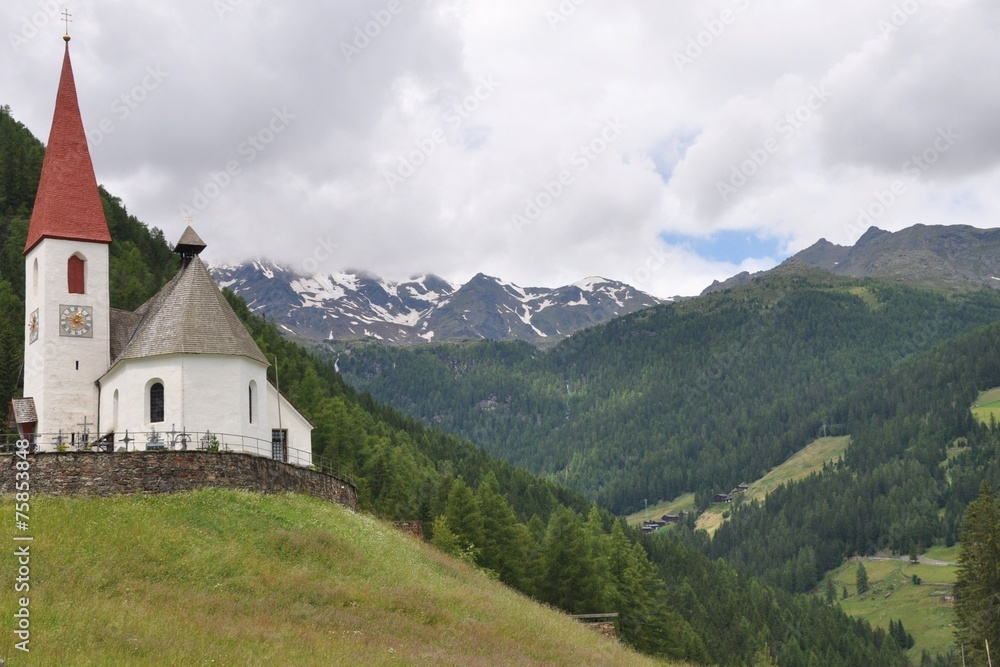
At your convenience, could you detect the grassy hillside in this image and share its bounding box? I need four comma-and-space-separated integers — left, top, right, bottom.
971, 386, 1000, 425
0, 490, 670, 666
626, 436, 851, 534
821, 547, 960, 659
624, 494, 696, 527
697, 436, 851, 535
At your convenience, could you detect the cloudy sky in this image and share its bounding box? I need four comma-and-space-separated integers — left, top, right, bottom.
3, 0, 999, 297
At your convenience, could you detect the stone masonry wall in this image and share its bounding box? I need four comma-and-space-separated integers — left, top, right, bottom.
1, 451, 358, 511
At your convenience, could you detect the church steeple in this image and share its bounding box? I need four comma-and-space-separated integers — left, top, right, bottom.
21, 38, 111, 446
23, 41, 111, 254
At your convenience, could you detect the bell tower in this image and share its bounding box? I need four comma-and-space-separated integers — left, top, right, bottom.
22, 33, 112, 447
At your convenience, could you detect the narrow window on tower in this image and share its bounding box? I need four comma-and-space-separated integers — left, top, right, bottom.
248, 381, 255, 424
68, 254, 85, 294
32, 258, 38, 296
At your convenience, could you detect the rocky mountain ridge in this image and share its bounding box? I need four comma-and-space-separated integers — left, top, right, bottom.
703, 224, 1000, 294
211, 262, 663, 345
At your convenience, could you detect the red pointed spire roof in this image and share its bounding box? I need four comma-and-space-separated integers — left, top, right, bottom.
24, 41, 111, 254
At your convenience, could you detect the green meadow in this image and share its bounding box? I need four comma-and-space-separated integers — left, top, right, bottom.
971, 386, 1000, 425
822, 549, 959, 659
0, 490, 673, 666
627, 436, 851, 536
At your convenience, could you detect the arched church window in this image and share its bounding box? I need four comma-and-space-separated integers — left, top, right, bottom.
150, 382, 164, 423
68, 254, 85, 294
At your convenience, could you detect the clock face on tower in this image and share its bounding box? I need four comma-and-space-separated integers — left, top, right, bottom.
59, 304, 94, 338
28, 309, 39, 344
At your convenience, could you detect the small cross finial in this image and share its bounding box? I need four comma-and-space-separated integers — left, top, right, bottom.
61, 9, 72, 40
184, 213, 193, 226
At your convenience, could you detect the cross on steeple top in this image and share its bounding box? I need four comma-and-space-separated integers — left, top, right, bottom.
23, 27, 111, 254
62, 9, 72, 40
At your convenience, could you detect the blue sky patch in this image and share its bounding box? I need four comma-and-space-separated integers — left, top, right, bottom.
660, 230, 787, 265
649, 132, 699, 184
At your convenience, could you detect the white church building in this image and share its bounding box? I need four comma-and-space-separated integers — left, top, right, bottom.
10, 37, 313, 466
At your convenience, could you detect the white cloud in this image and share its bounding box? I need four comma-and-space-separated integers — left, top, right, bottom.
3, 0, 998, 298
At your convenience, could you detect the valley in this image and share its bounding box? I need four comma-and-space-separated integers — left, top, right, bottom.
336, 271, 1000, 516
329, 265, 1000, 663
4, 100, 1000, 665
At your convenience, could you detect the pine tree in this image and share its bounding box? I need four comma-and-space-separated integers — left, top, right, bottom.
475, 471, 524, 586
856, 562, 870, 595
954, 481, 1000, 665
429, 515, 471, 563
443, 478, 484, 561
825, 576, 837, 604
606, 522, 653, 646
888, 619, 914, 650
753, 643, 780, 666
539, 506, 597, 613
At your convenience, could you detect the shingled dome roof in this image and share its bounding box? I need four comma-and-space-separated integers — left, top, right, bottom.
24, 42, 111, 254
110, 252, 269, 366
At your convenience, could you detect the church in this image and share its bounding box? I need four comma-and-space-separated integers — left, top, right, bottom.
10, 36, 313, 466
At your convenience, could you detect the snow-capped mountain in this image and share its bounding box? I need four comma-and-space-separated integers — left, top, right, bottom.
211, 261, 663, 345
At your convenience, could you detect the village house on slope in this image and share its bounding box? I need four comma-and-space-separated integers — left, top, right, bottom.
10, 36, 313, 464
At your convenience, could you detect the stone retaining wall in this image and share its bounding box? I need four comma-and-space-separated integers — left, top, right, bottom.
586, 622, 618, 640
1, 451, 358, 511
392, 521, 425, 539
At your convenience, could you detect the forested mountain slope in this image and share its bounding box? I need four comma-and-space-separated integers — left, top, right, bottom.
336, 264, 1000, 514
226, 280, 914, 666
0, 104, 918, 665
696, 320, 1000, 591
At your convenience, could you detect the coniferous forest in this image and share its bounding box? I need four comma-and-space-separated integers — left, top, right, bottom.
336, 274, 1000, 518
4, 102, 996, 664
333, 224, 1000, 663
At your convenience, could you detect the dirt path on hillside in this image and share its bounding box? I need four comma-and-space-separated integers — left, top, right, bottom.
861, 555, 952, 566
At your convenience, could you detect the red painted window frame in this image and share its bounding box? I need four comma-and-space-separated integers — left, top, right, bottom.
68, 255, 85, 294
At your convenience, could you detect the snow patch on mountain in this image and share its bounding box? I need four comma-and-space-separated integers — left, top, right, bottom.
573, 276, 610, 292
209, 262, 662, 345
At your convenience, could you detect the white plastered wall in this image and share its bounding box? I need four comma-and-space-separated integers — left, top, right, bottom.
98, 354, 270, 452
23, 238, 110, 445
267, 382, 314, 467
